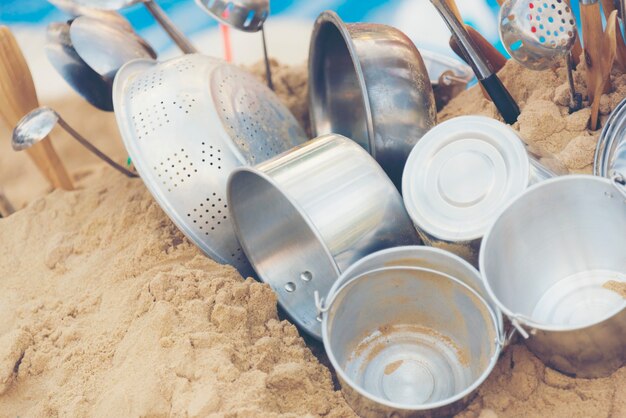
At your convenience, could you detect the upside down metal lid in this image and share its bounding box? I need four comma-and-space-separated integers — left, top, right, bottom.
595, 97, 626, 179
402, 116, 530, 242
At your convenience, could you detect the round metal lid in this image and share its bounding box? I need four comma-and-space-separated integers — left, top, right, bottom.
595, 97, 626, 178
402, 116, 530, 242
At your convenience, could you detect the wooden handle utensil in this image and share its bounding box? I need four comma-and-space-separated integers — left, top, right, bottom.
580, 0, 604, 107
446, 0, 508, 102
590, 10, 618, 129
600, 0, 626, 70
0, 26, 73, 190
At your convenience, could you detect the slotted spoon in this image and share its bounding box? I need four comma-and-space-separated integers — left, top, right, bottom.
499, 0, 582, 111
112, 54, 307, 276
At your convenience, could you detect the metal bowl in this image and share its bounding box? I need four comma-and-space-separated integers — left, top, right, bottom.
320, 266, 501, 417
227, 134, 421, 339
480, 175, 626, 378
308, 11, 437, 190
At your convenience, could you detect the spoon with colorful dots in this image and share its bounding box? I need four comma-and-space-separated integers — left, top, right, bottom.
499, 0, 582, 111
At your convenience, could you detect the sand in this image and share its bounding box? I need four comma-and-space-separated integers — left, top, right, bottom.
0, 59, 624, 417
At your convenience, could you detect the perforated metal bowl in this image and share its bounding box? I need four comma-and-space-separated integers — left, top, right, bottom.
113, 54, 307, 276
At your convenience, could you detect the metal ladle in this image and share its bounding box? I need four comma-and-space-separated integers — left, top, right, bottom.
70, 15, 157, 80
195, 0, 273, 89
499, 0, 582, 111
46, 17, 156, 112
70, 0, 196, 53
48, 0, 133, 29
46, 21, 114, 111
13, 107, 138, 178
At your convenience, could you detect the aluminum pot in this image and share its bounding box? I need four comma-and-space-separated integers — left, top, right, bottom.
402, 116, 554, 266
308, 10, 437, 190
480, 175, 626, 378
227, 134, 421, 339
324, 246, 504, 339
319, 266, 501, 417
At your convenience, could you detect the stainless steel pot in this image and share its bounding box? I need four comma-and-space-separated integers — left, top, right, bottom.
227, 134, 421, 339
480, 175, 626, 378
308, 11, 437, 190
402, 116, 554, 266
319, 266, 501, 417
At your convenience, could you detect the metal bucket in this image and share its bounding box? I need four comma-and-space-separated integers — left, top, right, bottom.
227, 134, 421, 339
324, 246, 504, 339
480, 175, 626, 378
308, 10, 437, 190
402, 116, 553, 266
319, 266, 501, 417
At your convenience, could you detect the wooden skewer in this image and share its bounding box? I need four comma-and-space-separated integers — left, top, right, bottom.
600, 0, 626, 71
590, 10, 618, 129
565, 0, 583, 65
580, 0, 605, 109
0, 26, 73, 190
0, 188, 15, 218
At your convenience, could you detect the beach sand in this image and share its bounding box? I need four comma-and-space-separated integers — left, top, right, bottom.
0, 59, 624, 417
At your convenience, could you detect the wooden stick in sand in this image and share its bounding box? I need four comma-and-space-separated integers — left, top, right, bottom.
565, 0, 584, 65
0, 188, 15, 218
580, 0, 604, 109
0, 26, 74, 190
600, 0, 626, 70
590, 10, 618, 129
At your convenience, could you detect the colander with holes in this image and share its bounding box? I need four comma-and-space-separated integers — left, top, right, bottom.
112, 54, 307, 276
499, 0, 577, 70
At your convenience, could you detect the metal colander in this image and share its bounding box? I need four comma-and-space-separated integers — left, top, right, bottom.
113, 54, 307, 276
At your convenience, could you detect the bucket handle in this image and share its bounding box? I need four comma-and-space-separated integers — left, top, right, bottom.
314, 291, 330, 316
611, 172, 626, 199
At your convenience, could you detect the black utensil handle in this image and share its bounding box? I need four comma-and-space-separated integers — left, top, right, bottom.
481, 73, 520, 125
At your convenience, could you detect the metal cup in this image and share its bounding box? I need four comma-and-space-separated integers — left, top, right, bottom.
227, 134, 421, 339
402, 116, 554, 266
480, 175, 626, 378
319, 266, 501, 417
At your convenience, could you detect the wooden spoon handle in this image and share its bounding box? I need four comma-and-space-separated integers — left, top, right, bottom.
0, 26, 73, 190
601, 0, 626, 70
445, 0, 508, 101
580, 1, 604, 105
590, 10, 618, 129
564, 0, 583, 65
